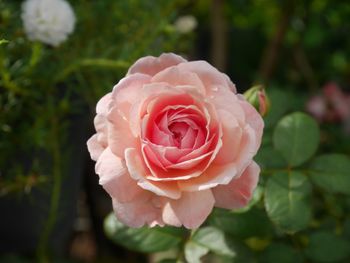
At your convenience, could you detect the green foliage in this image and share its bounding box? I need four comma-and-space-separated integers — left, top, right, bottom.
305, 231, 350, 262
189, 227, 235, 258
264, 172, 312, 233
104, 213, 186, 253
209, 208, 273, 239
273, 112, 320, 167
309, 154, 350, 195
260, 243, 303, 263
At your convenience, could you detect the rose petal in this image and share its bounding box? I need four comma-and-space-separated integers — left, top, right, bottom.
212, 161, 260, 209
94, 114, 108, 147
213, 109, 242, 165
87, 134, 105, 161
178, 161, 238, 191
162, 190, 215, 229
112, 73, 151, 120
127, 53, 187, 77
238, 97, 264, 141
152, 66, 206, 95
125, 148, 181, 199
96, 148, 143, 203
177, 61, 236, 94
96, 93, 112, 115
112, 194, 163, 228
211, 90, 245, 125
108, 106, 138, 158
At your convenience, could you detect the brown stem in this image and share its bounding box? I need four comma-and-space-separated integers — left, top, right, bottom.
293, 42, 318, 92
259, 0, 295, 84
210, 0, 228, 72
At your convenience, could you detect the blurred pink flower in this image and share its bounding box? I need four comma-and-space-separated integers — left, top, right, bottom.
87, 53, 264, 229
306, 82, 350, 133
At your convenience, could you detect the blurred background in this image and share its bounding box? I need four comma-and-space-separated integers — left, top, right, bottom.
0, 0, 349, 262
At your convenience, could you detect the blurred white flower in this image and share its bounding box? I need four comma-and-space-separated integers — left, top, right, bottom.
21, 0, 76, 47
174, 15, 197, 34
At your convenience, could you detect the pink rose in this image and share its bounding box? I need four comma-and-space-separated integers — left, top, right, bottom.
87, 53, 264, 229
306, 82, 350, 123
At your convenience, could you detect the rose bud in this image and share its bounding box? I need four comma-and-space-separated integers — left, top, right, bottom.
243, 85, 270, 117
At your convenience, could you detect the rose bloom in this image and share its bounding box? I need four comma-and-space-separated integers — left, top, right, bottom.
87, 53, 264, 229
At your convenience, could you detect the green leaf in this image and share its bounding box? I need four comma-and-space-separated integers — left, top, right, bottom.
209, 208, 273, 239
264, 172, 312, 232
273, 112, 320, 167
309, 154, 350, 195
305, 231, 350, 262
264, 88, 291, 129
184, 241, 209, 263
0, 39, 9, 45
260, 243, 303, 263
255, 146, 287, 169
104, 213, 186, 253
191, 227, 235, 257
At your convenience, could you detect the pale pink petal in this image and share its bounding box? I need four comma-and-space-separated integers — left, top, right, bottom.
94, 114, 108, 147
238, 96, 264, 140
87, 134, 105, 161
127, 53, 187, 77
124, 148, 181, 199
112, 194, 163, 228
212, 161, 260, 209
177, 61, 236, 94
231, 124, 260, 174
178, 161, 238, 191
211, 91, 245, 125
151, 66, 206, 94
95, 148, 143, 203
111, 73, 151, 120
107, 106, 138, 158
162, 190, 215, 229
96, 93, 112, 115
213, 109, 243, 165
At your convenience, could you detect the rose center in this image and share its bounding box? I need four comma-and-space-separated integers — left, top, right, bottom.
168, 122, 189, 146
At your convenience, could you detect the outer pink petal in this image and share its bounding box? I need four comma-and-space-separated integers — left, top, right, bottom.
127, 53, 187, 77
94, 114, 108, 147
212, 161, 260, 209
111, 73, 151, 121
230, 124, 260, 174
178, 161, 238, 191
238, 96, 264, 141
177, 61, 236, 94
87, 134, 105, 161
212, 109, 242, 165
96, 93, 112, 115
125, 148, 181, 199
210, 90, 245, 125
162, 190, 215, 229
107, 106, 138, 158
95, 148, 143, 203
151, 66, 206, 95
112, 194, 163, 228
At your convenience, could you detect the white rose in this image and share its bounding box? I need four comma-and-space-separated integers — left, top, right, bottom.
174, 15, 197, 34
21, 0, 76, 47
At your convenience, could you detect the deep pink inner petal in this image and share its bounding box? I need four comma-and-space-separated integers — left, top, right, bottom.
139, 93, 222, 179
147, 104, 208, 151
